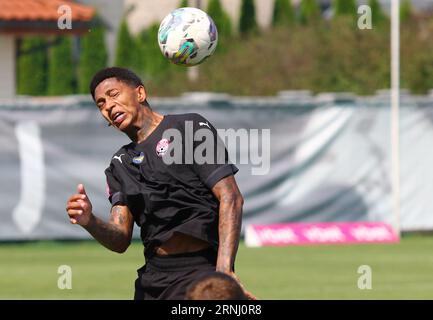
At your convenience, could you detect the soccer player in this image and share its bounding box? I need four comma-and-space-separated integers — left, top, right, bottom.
66, 67, 251, 300
185, 271, 247, 300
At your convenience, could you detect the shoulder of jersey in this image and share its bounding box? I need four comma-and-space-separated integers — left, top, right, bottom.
169, 113, 207, 127
110, 144, 133, 165
169, 113, 204, 121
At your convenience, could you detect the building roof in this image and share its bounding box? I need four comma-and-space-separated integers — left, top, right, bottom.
0, 0, 95, 35
1, 0, 94, 21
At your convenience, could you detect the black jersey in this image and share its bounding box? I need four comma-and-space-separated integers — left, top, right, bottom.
104, 113, 238, 255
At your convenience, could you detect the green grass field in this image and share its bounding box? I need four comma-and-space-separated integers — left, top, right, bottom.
1, 235, 433, 299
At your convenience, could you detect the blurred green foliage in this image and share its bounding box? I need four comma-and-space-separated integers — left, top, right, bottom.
400, 0, 413, 23
239, 0, 258, 37
272, 0, 295, 27
401, 18, 433, 94
333, 0, 357, 18
48, 36, 75, 95
299, 0, 321, 25
17, 37, 48, 96
146, 20, 390, 96
369, 0, 388, 27
136, 23, 174, 80
207, 0, 232, 53
15, 0, 433, 97
115, 19, 140, 71
207, 0, 232, 38
78, 26, 108, 94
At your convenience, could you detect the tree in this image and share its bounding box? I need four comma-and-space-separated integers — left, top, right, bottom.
17, 37, 48, 96
299, 0, 321, 25
137, 24, 171, 79
333, 0, 357, 18
405, 51, 433, 94
115, 19, 139, 71
400, 0, 412, 23
368, 0, 387, 26
48, 36, 75, 95
207, 0, 232, 38
239, 0, 258, 36
179, 0, 188, 7
272, 0, 295, 27
78, 26, 108, 93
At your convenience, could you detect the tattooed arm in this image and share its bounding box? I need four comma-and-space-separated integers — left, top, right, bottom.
84, 205, 134, 253
212, 177, 257, 299
66, 184, 134, 253
212, 175, 244, 273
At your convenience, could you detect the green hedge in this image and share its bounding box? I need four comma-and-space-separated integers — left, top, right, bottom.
333, 0, 357, 18
299, 0, 321, 25
401, 0, 413, 23
137, 23, 173, 80
144, 9, 433, 97
272, 0, 295, 27
17, 37, 48, 96
78, 26, 108, 93
48, 36, 75, 95
369, 0, 387, 26
207, 0, 232, 38
239, 0, 258, 36
16, 0, 432, 98
115, 19, 140, 71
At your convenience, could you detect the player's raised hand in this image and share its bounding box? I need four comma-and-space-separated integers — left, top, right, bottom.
66, 184, 93, 226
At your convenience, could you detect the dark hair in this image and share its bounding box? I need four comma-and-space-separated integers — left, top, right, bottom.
185, 272, 247, 300
89, 67, 144, 101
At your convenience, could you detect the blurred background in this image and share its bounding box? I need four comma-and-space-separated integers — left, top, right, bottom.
4, 0, 433, 98
2, 0, 433, 299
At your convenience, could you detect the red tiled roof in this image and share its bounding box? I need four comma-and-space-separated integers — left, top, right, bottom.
0, 0, 94, 22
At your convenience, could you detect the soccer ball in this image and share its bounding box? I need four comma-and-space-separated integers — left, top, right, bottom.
158, 7, 218, 66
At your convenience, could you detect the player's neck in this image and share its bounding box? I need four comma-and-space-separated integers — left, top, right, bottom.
128, 108, 163, 144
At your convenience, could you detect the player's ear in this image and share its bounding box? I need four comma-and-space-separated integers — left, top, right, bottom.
137, 85, 147, 104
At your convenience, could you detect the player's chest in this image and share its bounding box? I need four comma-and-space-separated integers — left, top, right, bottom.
122, 144, 192, 185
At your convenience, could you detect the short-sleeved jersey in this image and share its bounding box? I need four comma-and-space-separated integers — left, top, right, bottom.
104, 113, 238, 256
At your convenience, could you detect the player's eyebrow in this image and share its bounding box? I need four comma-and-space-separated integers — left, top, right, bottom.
96, 88, 118, 105
106, 88, 119, 96
96, 96, 105, 105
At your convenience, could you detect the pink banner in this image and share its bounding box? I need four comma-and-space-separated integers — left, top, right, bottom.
245, 222, 399, 247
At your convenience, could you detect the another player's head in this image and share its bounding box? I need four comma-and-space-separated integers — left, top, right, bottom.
185, 271, 248, 300
90, 67, 150, 132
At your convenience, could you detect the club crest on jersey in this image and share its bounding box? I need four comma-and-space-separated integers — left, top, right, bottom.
156, 138, 169, 157
133, 152, 145, 164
